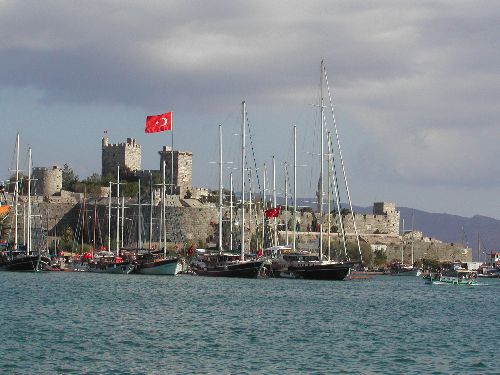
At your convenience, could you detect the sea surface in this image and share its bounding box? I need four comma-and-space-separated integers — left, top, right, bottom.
0, 272, 498, 374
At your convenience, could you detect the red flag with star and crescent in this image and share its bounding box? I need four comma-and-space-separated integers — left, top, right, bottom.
265, 206, 281, 218
145, 111, 173, 133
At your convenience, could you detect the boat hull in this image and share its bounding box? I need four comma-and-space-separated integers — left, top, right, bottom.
426, 277, 478, 285
390, 269, 420, 276
89, 262, 132, 274
134, 258, 181, 275
192, 259, 265, 278
0, 255, 51, 272
286, 263, 350, 280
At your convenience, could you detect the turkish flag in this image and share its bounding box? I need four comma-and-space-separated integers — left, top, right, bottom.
265, 206, 281, 218
145, 111, 173, 133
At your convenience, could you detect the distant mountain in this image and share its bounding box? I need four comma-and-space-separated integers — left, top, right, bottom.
397, 207, 500, 260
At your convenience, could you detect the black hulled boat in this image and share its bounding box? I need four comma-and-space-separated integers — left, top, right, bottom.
190, 252, 268, 278
0, 251, 51, 272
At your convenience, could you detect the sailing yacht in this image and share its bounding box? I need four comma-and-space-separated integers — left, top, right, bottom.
266, 60, 357, 281
0, 136, 50, 272
190, 111, 268, 278
131, 165, 181, 276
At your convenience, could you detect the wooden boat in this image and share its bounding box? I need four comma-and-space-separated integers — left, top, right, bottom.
132, 251, 181, 275
88, 252, 132, 274
266, 246, 350, 280
190, 251, 268, 278
0, 251, 51, 272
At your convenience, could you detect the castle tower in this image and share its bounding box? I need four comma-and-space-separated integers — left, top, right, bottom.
373, 202, 400, 234
158, 146, 193, 197
101, 136, 141, 177
32, 166, 63, 196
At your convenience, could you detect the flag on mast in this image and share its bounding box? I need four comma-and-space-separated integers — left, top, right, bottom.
265, 206, 281, 218
145, 111, 173, 133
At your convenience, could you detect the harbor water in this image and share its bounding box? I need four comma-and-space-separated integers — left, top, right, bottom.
0, 272, 498, 374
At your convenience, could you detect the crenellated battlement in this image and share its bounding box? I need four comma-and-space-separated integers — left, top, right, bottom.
101, 136, 141, 177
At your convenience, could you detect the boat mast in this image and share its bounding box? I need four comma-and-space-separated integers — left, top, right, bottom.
272, 155, 277, 247
241, 101, 246, 261
261, 163, 266, 249
218, 124, 223, 253
411, 212, 415, 267
319, 59, 324, 259
137, 179, 142, 249
93, 198, 97, 256
328, 130, 347, 258
327, 131, 332, 261
107, 181, 111, 252
477, 232, 480, 262
323, 61, 362, 263
14, 133, 20, 250
162, 160, 167, 257
116, 165, 120, 255
149, 173, 153, 250
121, 196, 125, 248
293, 125, 297, 252
229, 172, 233, 252
81, 187, 86, 253
284, 162, 289, 246
401, 218, 405, 263
27, 147, 32, 256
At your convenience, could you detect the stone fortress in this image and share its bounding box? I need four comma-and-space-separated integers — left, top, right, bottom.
101, 136, 141, 177
7, 134, 470, 264
32, 166, 63, 197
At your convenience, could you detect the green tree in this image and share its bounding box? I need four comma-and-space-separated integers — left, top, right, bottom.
373, 249, 387, 268
62, 163, 78, 190
345, 241, 372, 266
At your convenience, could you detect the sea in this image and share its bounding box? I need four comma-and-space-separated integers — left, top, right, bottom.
0, 272, 498, 375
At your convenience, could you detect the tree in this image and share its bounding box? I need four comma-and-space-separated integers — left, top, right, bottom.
62, 163, 78, 190
373, 249, 387, 269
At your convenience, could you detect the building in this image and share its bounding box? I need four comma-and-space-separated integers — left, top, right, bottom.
101, 136, 141, 177
32, 166, 62, 196
487, 252, 500, 267
158, 146, 193, 197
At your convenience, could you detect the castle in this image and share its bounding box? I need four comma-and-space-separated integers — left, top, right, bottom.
101, 136, 141, 177
7, 135, 470, 264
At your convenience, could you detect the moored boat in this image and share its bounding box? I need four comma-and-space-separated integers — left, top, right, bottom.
88, 251, 132, 274
190, 251, 268, 278
266, 246, 351, 280
0, 251, 51, 272
133, 251, 182, 275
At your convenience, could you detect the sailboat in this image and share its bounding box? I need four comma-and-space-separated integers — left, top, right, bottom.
88, 166, 133, 274
0, 137, 50, 272
267, 60, 355, 280
190, 110, 268, 278
390, 213, 420, 276
132, 174, 182, 276
267, 125, 351, 280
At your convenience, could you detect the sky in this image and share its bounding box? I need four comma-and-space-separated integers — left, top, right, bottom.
1, 1, 499, 219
